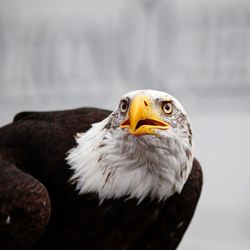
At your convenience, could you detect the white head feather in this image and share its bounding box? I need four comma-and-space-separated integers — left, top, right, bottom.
66, 90, 194, 203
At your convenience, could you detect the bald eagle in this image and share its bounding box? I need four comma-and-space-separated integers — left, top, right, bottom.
0, 90, 202, 250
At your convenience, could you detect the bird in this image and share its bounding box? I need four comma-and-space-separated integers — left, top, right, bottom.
0, 89, 202, 250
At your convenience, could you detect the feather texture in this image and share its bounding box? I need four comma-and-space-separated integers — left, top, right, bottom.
0, 104, 202, 250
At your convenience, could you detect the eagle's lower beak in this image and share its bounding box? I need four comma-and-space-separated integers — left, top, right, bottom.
120, 94, 169, 136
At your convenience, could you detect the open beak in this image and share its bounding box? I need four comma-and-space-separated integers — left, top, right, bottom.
120, 94, 169, 136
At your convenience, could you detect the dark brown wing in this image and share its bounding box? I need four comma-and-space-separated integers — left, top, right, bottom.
0, 153, 50, 250
13, 107, 111, 133
0, 108, 111, 249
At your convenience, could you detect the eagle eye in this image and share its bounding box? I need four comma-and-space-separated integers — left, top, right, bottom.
162, 101, 173, 114
120, 99, 129, 113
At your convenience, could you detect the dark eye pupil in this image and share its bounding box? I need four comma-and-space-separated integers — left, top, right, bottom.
164, 104, 170, 110
122, 103, 127, 110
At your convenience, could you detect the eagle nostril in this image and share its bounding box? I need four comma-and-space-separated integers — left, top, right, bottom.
144, 101, 148, 107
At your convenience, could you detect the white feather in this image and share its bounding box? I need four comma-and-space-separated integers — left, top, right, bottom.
66, 116, 193, 202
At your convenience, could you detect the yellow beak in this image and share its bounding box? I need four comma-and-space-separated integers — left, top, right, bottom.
120, 94, 169, 136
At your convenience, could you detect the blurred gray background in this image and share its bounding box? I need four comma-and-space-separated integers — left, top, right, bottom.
0, 0, 250, 249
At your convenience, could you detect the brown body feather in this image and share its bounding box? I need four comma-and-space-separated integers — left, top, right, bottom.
0, 108, 202, 250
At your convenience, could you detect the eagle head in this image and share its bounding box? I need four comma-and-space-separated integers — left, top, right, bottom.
67, 90, 194, 202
